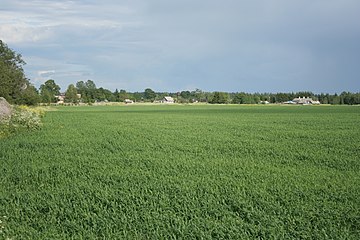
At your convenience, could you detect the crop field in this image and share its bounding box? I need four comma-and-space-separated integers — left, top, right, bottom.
1, 105, 359, 239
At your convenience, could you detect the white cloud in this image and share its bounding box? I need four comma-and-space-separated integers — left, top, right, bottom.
1, 0, 359, 92
0, 23, 53, 44
38, 70, 55, 77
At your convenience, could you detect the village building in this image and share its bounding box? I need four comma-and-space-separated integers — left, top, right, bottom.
162, 96, 175, 103
56, 93, 66, 104
56, 93, 81, 104
286, 97, 320, 105
124, 99, 134, 104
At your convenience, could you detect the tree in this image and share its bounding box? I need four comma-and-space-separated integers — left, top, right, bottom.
95, 87, 115, 102
40, 79, 60, 103
75, 80, 97, 103
193, 89, 206, 102
232, 93, 244, 104
144, 88, 156, 101
76, 81, 86, 95
65, 84, 78, 104
180, 91, 191, 99
16, 84, 41, 105
118, 89, 128, 102
210, 92, 228, 104
0, 39, 32, 104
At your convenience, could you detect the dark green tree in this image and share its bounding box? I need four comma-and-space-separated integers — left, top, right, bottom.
75, 80, 97, 103
210, 92, 228, 104
118, 89, 128, 102
40, 79, 60, 103
180, 91, 191, 99
144, 88, 156, 101
0, 39, 34, 104
95, 87, 115, 102
65, 84, 78, 104
85, 80, 97, 102
16, 84, 41, 105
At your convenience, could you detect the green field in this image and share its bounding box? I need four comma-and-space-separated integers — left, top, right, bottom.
1, 105, 359, 239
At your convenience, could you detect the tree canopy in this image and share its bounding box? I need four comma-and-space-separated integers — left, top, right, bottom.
144, 88, 156, 101
40, 79, 61, 104
65, 84, 78, 104
0, 39, 38, 104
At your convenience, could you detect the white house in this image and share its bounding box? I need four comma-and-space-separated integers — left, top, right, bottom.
291, 97, 320, 105
163, 96, 175, 103
124, 99, 134, 104
55, 93, 81, 104
56, 93, 66, 104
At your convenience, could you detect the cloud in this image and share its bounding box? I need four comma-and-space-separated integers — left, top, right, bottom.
1, 0, 360, 92
38, 70, 55, 78
0, 23, 53, 43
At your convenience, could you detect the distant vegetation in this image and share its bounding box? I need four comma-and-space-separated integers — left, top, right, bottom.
1, 39, 360, 106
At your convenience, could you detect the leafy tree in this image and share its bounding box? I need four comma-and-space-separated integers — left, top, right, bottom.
192, 89, 206, 102
65, 84, 78, 104
232, 93, 242, 104
0, 39, 33, 104
75, 80, 97, 103
76, 81, 86, 96
118, 89, 128, 102
16, 84, 41, 105
144, 88, 156, 101
40, 79, 60, 103
210, 92, 228, 104
95, 87, 115, 102
180, 91, 191, 99
85, 80, 97, 102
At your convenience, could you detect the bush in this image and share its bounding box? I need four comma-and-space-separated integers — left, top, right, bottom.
0, 105, 44, 138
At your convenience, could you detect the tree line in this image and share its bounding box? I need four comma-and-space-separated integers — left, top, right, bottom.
1, 39, 360, 105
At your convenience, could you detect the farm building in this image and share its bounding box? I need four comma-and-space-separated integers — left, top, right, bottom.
162, 96, 175, 103
55, 93, 81, 104
124, 99, 134, 104
56, 93, 66, 104
287, 97, 320, 105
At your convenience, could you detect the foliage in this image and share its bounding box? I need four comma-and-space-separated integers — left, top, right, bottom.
113, 89, 130, 102
96, 87, 115, 102
144, 88, 156, 101
210, 91, 229, 104
76, 80, 100, 103
15, 84, 41, 106
1, 105, 359, 239
39, 79, 61, 104
0, 105, 44, 138
0, 40, 39, 105
64, 84, 78, 104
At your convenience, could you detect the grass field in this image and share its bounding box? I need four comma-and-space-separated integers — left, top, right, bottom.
1, 105, 359, 239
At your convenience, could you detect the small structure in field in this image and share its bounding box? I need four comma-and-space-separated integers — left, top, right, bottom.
124, 99, 134, 104
162, 96, 174, 103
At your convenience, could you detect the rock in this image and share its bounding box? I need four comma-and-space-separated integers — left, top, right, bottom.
0, 97, 12, 122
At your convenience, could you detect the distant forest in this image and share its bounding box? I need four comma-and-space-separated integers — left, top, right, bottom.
16, 79, 360, 105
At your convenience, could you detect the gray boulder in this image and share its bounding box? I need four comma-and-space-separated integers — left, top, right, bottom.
0, 97, 12, 122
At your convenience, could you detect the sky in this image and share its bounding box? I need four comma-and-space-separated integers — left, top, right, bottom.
1, 0, 360, 93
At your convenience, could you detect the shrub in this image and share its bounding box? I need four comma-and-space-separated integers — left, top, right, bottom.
0, 105, 44, 138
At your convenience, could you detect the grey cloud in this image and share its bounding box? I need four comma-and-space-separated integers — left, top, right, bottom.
1, 0, 359, 92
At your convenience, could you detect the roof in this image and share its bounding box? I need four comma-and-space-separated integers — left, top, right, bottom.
163, 96, 174, 101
